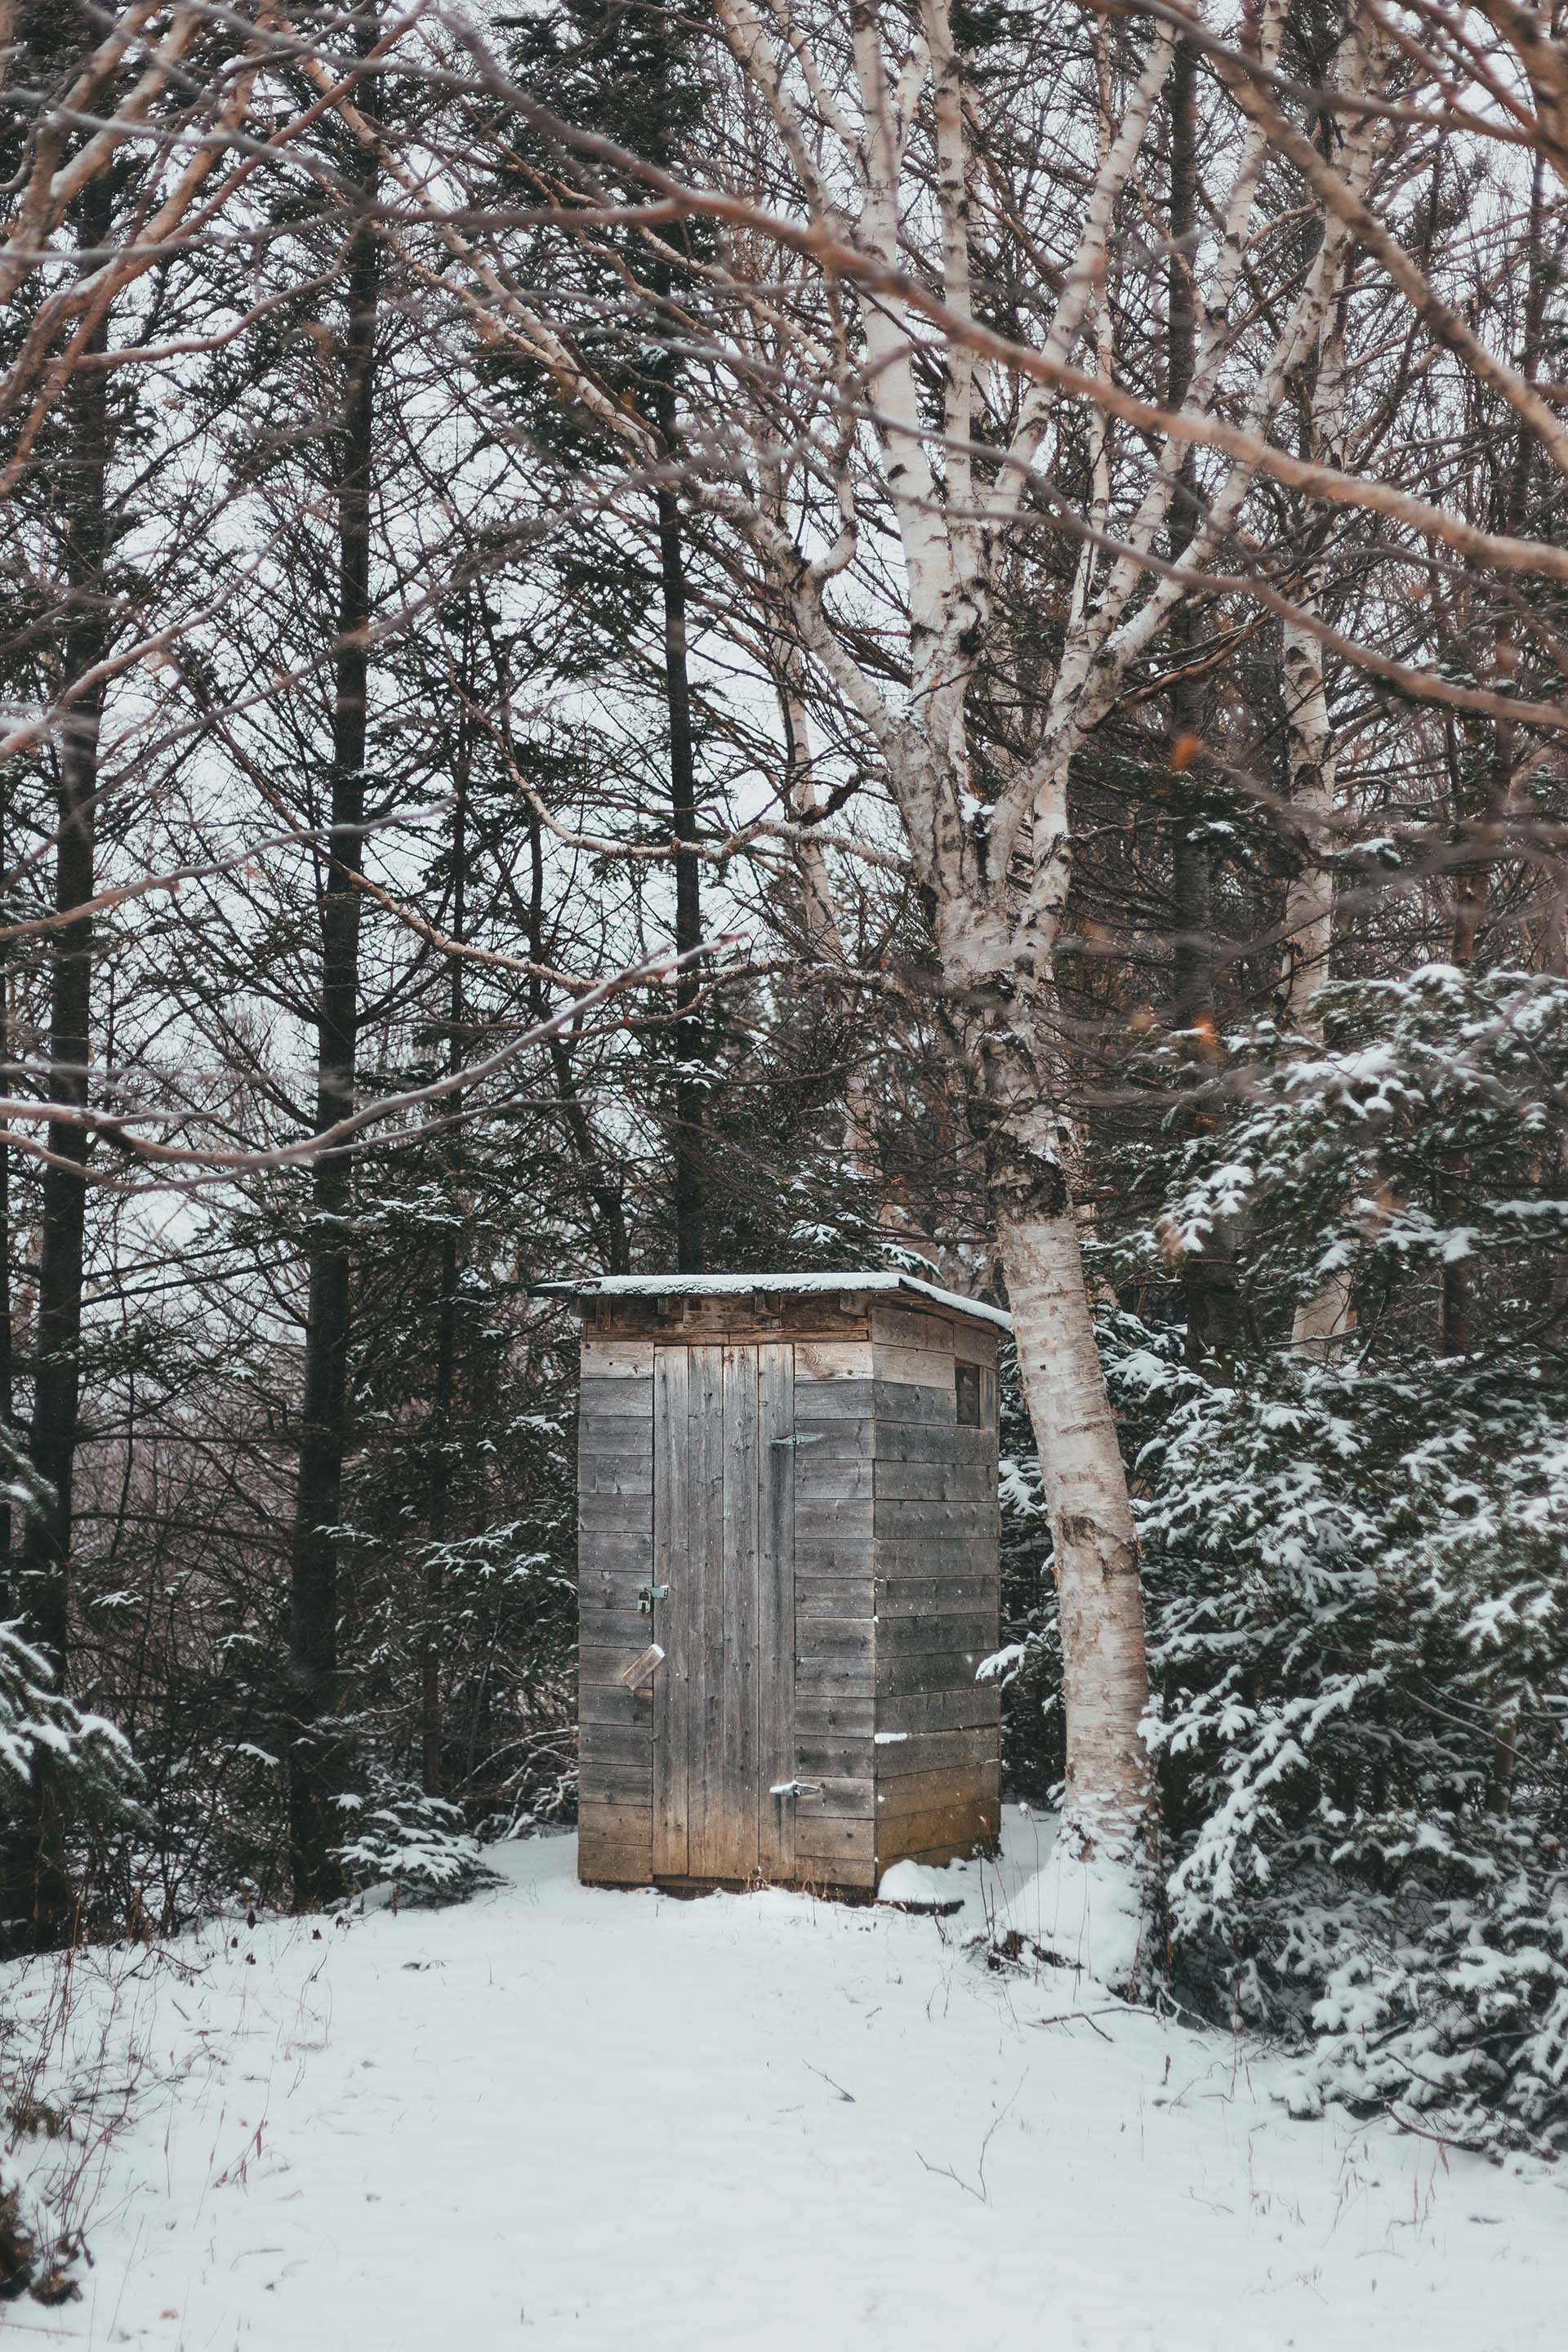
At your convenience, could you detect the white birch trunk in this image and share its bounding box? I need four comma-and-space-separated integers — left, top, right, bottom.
998, 1200, 1154, 1843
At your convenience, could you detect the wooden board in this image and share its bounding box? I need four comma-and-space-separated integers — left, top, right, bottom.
757, 1340, 795, 1879
874, 1423, 992, 1465
794, 1693, 875, 1739
876, 1612, 996, 1655
579, 1341, 654, 1378
875, 1577, 996, 1615
688, 1343, 728, 1875
652, 1339, 772, 1886
578, 1333, 654, 1851
796, 1576, 875, 1619
652, 1345, 690, 1875
795, 1815, 875, 1867
873, 1499, 997, 1541
875, 1762, 1001, 1818
874, 1459, 993, 1502
873, 1342, 956, 1392
795, 1777, 874, 1818
871, 1726, 998, 1780
877, 1687, 1000, 1735
875, 1794, 999, 1867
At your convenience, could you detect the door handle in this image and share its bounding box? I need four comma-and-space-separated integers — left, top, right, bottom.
621, 1643, 665, 1690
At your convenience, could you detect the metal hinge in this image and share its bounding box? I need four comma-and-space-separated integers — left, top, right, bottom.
637, 1584, 670, 1613
768, 1433, 823, 1450
769, 1779, 823, 1801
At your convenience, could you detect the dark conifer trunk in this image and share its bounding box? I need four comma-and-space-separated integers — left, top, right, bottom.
287, 134, 381, 1905
421, 698, 468, 1798
1441, 154, 1544, 1355
655, 383, 705, 1275
9, 179, 114, 1949
0, 842, 14, 1602
1164, 45, 1241, 1369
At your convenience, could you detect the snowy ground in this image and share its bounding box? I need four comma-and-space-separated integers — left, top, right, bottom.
7, 1809, 1566, 2351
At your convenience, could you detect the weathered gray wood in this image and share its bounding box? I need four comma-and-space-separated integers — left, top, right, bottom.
580, 1721, 653, 1766
874, 1499, 997, 1541
797, 1619, 875, 1658
877, 1687, 1000, 1735
794, 1538, 876, 1579
584, 1761, 656, 1806
875, 1576, 996, 1614
580, 1566, 661, 1610
795, 1577, 875, 1620
575, 1423, 653, 1461
579, 1530, 655, 1576
795, 1816, 875, 1867
573, 1286, 1007, 1893
875, 1379, 960, 1425
875, 1423, 992, 1465
789, 1415, 875, 1459
579, 1490, 653, 1534
876, 1650, 987, 1695
795, 1456, 875, 1501
795, 1692, 875, 1739
876, 1612, 996, 1655
795, 1497, 874, 1543
577, 1838, 653, 1886
578, 1375, 653, 1421
580, 1684, 654, 1728
578, 1795, 652, 1841
652, 1345, 689, 1877
578, 1456, 653, 1496
689, 1342, 726, 1879
795, 1650, 874, 1693
795, 1777, 874, 1818
719, 1342, 760, 1881
874, 1459, 993, 1502
871, 1726, 997, 1780
873, 1536, 998, 1577
757, 1339, 795, 1879
578, 1603, 657, 1646
876, 1762, 1000, 1818
795, 1735, 875, 1779
875, 1342, 956, 1392
876, 1796, 998, 1864
790, 1379, 875, 1422
871, 1304, 956, 1352
951, 1321, 1000, 1370
884, 1839, 987, 1871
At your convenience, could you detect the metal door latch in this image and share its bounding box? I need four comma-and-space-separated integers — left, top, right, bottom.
637, 1583, 670, 1613
768, 1780, 823, 1800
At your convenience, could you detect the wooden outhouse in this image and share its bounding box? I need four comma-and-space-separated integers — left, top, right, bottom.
545, 1273, 1006, 1896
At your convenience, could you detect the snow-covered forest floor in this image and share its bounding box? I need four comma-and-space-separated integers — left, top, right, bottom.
7, 1811, 1565, 2352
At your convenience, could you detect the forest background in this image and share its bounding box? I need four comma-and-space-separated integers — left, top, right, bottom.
3, 0, 1568, 2185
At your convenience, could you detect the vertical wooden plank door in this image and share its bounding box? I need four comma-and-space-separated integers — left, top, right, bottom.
652, 1342, 795, 1882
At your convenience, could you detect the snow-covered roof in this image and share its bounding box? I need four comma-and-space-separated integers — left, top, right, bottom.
532, 1271, 1012, 1332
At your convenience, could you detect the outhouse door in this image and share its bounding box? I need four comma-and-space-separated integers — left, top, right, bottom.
651, 1340, 796, 1882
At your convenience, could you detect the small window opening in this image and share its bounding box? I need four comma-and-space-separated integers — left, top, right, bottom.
955, 1361, 982, 1428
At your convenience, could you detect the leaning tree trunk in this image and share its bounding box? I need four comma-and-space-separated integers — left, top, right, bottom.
964, 979, 1156, 1880
998, 1187, 1154, 1844
286, 151, 381, 1908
